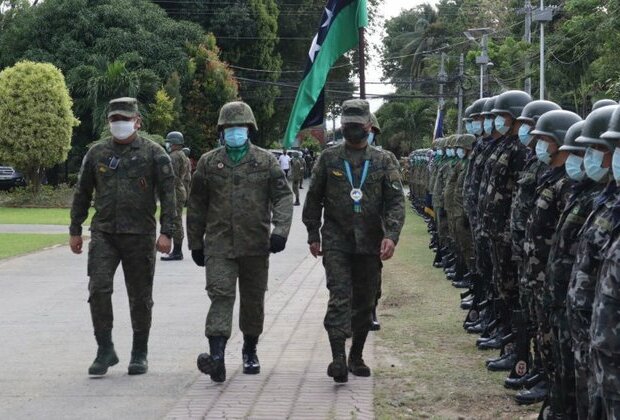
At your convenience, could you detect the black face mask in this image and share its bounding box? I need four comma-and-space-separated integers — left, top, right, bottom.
343, 124, 368, 144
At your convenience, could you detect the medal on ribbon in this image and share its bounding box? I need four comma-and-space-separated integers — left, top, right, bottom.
344, 160, 370, 213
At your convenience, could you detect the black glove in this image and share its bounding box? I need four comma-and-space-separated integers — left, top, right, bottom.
191, 249, 205, 267
269, 234, 287, 253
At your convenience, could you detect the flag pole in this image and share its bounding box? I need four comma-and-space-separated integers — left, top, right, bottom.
358, 27, 366, 99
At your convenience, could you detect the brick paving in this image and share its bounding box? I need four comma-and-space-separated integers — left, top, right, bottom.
166, 255, 375, 420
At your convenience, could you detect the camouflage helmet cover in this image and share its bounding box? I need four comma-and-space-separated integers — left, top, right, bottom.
166, 131, 184, 145
458, 134, 476, 149
370, 113, 381, 133
217, 101, 258, 131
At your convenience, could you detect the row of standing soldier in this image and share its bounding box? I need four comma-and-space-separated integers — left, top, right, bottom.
408, 92, 620, 420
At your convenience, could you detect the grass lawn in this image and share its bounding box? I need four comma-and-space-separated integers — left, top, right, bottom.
0, 233, 68, 259
374, 207, 539, 419
0, 207, 89, 225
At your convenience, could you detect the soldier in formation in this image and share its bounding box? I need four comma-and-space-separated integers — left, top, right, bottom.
409, 92, 620, 419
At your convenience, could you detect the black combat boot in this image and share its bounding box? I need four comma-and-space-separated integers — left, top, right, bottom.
515, 377, 548, 405
348, 331, 371, 377
128, 331, 149, 375
89, 330, 119, 376
161, 241, 183, 261
327, 335, 348, 383
197, 336, 227, 382
487, 351, 517, 372
242, 335, 260, 374
370, 307, 380, 331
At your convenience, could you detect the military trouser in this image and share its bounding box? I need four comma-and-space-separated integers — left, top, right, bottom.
454, 216, 473, 272
322, 250, 381, 340
490, 232, 518, 302
87, 231, 156, 333
172, 188, 187, 243
592, 349, 620, 419
374, 271, 382, 307
533, 281, 555, 379
436, 207, 449, 248
204, 256, 269, 339
568, 308, 596, 420
550, 308, 577, 418
292, 178, 301, 203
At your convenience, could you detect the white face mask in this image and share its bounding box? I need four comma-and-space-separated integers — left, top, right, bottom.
110, 120, 136, 140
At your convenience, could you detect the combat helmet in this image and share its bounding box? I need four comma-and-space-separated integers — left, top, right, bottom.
463, 105, 473, 122
469, 98, 488, 118
559, 121, 586, 152
592, 99, 618, 111
600, 104, 620, 143
576, 105, 618, 150
531, 110, 583, 145
217, 101, 258, 131
370, 113, 381, 134
491, 90, 533, 118
166, 131, 184, 145
481, 96, 497, 117
517, 100, 562, 125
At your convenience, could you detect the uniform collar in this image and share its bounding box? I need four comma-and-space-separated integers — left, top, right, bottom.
338, 143, 372, 161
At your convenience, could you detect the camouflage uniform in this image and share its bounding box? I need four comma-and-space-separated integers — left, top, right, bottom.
187, 144, 293, 338
524, 167, 573, 390
566, 184, 619, 419
481, 135, 526, 302
71, 138, 175, 334
546, 179, 604, 417
291, 156, 304, 204
590, 228, 620, 419
303, 144, 405, 340
453, 146, 475, 274
170, 148, 191, 243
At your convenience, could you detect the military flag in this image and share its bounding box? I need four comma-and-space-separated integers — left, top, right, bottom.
283, 0, 368, 148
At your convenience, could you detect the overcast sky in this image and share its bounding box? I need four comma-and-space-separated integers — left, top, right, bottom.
365, 0, 439, 113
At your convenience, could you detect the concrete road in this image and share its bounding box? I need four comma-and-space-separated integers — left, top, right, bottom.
0, 183, 375, 420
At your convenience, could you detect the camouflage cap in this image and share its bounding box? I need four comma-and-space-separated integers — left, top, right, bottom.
108, 97, 139, 118
341, 99, 371, 124
458, 134, 476, 149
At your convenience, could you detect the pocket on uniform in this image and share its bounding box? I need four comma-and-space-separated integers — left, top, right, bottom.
126, 157, 148, 178
590, 293, 620, 354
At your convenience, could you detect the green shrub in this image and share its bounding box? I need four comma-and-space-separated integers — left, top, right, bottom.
0, 184, 75, 208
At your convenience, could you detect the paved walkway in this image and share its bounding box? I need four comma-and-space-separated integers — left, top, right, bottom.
0, 185, 375, 420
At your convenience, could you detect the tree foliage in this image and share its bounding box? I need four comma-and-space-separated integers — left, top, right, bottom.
0, 61, 79, 192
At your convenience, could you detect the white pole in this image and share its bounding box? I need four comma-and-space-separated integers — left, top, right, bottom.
539, 0, 545, 99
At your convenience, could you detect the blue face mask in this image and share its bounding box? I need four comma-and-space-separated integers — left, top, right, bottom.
584, 147, 610, 182
465, 121, 474, 134
494, 115, 510, 135
472, 120, 483, 136
368, 132, 375, 145
518, 124, 533, 146
613, 148, 620, 182
456, 148, 466, 159
565, 154, 586, 181
483, 118, 494, 136
224, 127, 248, 148
446, 148, 453, 157
436, 149, 444, 157
535, 140, 552, 164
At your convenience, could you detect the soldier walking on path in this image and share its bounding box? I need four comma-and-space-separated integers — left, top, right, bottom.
186, 101, 293, 383
290, 152, 304, 206
161, 131, 191, 261
303, 99, 405, 383
69, 97, 176, 376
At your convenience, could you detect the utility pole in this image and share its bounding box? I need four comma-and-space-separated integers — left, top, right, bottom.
464, 28, 491, 98
457, 53, 465, 135
533, 0, 553, 99
523, 0, 532, 95
358, 28, 366, 99
438, 52, 447, 111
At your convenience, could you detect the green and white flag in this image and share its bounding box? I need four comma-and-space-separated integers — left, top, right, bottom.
283, 0, 368, 148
